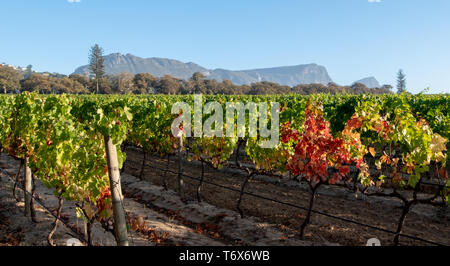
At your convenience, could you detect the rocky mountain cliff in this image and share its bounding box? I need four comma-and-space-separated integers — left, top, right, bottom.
73, 53, 333, 86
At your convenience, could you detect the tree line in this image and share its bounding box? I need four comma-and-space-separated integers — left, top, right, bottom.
0, 44, 395, 95
0, 65, 395, 95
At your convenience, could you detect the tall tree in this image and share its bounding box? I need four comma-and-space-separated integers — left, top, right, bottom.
24, 65, 33, 79
157, 75, 182, 94
69, 74, 90, 92
89, 44, 105, 94
92, 76, 112, 94
54, 77, 86, 94
133, 73, 157, 94
0, 65, 22, 93
190, 72, 206, 94
22, 73, 51, 94
396, 69, 406, 94
112, 72, 134, 94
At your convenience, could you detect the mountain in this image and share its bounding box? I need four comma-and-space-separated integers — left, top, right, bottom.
74, 53, 207, 80
353, 77, 380, 88
73, 53, 333, 86
206, 64, 332, 86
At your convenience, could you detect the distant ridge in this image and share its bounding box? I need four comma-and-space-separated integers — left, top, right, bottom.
353, 77, 381, 88
73, 53, 333, 86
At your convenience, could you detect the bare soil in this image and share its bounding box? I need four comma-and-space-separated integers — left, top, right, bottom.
122, 146, 450, 246
1, 152, 313, 246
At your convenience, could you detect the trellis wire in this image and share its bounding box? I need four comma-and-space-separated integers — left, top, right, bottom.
138, 155, 446, 246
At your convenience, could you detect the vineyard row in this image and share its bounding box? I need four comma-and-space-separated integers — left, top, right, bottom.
0, 92, 447, 245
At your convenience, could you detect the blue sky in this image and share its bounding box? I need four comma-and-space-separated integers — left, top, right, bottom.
1, 0, 449, 93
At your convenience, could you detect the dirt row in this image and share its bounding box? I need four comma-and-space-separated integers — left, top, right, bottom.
0, 152, 311, 246
121, 146, 450, 246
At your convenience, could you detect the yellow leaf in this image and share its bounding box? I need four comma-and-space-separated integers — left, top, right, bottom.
404, 162, 415, 174
380, 154, 391, 165
372, 120, 383, 132
369, 147, 376, 157
431, 134, 447, 154
392, 158, 400, 166
375, 160, 382, 170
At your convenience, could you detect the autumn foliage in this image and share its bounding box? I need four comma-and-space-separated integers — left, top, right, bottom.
281, 100, 353, 185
